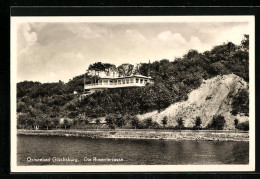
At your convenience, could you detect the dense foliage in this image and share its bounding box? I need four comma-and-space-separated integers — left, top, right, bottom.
209, 115, 226, 130
231, 88, 249, 116
17, 35, 249, 130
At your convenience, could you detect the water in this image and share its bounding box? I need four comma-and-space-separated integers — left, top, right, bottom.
17, 135, 249, 165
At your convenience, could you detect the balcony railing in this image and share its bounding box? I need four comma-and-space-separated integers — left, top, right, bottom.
84, 81, 153, 89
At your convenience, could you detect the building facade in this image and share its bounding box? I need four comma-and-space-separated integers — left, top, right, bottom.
84, 75, 154, 93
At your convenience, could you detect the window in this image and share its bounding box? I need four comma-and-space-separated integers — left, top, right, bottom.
118, 80, 121, 84
123, 79, 125, 84
130, 78, 134, 83
144, 80, 147, 84
126, 79, 129, 84
110, 80, 113, 85
104, 80, 108, 85
140, 79, 143, 84
136, 79, 139, 83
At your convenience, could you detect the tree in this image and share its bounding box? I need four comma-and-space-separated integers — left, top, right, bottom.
32, 116, 42, 130
161, 116, 168, 130
152, 121, 159, 129
133, 63, 142, 75
176, 117, 184, 131
130, 116, 139, 130
115, 115, 126, 128
144, 118, 153, 129
231, 89, 249, 116
104, 63, 117, 76
64, 119, 69, 130
89, 62, 105, 75
241, 34, 249, 52
237, 121, 249, 131
88, 62, 105, 83
17, 113, 28, 129
154, 83, 172, 112
17, 101, 28, 113
85, 119, 89, 125
234, 119, 239, 132
195, 116, 202, 130
73, 119, 78, 129
95, 119, 100, 129
184, 49, 200, 59
117, 63, 134, 76
53, 118, 59, 129
105, 115, 116, 130
26, 117, 34, 129
44, 118, 51, 130
210, 115, 226, 131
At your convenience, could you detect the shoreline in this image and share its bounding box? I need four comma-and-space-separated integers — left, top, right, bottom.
17, 129, 249, 142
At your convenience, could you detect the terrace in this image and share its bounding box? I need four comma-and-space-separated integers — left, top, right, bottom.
84, 75, 154, 90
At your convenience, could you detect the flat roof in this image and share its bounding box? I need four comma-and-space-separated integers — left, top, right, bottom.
99, 75, 154, 80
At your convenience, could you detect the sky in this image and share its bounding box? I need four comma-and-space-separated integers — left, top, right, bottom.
16, 21, 250, 83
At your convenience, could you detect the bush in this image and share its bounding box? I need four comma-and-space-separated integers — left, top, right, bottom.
231, 89, 249, 116
130, 116, 139, 129
144, 118, 153, 129
176, 117, 184, 129
210, 115, 226, 130
161, 116, 168, 129
237, 121, 249, 131
105, 114, 116, 129
194, 116, 202, 130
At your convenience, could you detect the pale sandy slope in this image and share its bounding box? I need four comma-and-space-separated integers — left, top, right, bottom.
137, 74, 249, 129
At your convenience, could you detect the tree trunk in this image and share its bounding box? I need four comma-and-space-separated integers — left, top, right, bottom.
47, 126, 48, 130
65, 125, 66, 130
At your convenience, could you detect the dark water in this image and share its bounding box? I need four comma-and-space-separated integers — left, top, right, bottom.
17, 135, 249, 165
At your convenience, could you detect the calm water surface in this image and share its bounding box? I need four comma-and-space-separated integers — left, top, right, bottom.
17, 135, 249, 165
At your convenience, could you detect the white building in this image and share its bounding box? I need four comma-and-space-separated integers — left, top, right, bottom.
84, 75, 154, 93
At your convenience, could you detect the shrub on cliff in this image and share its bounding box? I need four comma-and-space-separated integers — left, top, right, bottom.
176, 117, 184, 130
231, 88, 249, 116
194, 116, 202, 130
161, 116, 168, 130
210, 115, 226, 130
237, 121, 249, 131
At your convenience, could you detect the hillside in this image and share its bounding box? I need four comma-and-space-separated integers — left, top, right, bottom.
138, 74, 249, 129
17, 35, 250, 130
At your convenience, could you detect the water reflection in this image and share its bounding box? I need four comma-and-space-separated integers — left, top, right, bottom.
17, 135, 249, 165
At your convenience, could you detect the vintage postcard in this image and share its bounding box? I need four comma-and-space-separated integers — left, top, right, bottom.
11, 16, 255, 172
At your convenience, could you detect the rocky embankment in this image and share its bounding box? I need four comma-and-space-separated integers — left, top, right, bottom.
17, 129, 249, 142
138, 74, 249, 129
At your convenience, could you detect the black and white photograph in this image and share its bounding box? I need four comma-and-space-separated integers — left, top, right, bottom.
11, 16, 255, 172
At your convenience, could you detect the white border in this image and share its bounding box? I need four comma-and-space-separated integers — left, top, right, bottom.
11, 16, 255, 172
